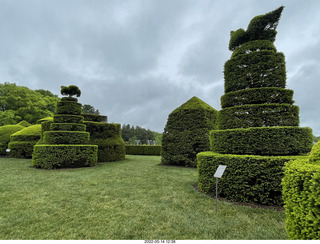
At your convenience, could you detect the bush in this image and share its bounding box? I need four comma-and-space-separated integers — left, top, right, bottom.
197, 151, 303, 206
85, 122, 126, 162
161, 96, 218, 167
125, 145, 161, 155
43, 131, 90, 144
56, 101, 82, 115
210, 126, 313, 156
50, 123, 86, 132
32, 145, 98, 169
8, 124, 41, 158
17, 120, 31, 127
82, 114, 108, 122
0, 124, 25, 155
282, 159, 320, 239
219, 103, 299, 129
220, 87, 294, 108
54, 115, 84, 123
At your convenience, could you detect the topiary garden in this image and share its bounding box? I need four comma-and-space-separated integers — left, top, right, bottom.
197, 6, 313, 206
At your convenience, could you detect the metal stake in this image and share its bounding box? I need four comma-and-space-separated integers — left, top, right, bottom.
216, 177, 218, 213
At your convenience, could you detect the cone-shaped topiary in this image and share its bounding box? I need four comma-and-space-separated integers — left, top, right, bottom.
198, 6, 313, 206
32, 86, 97, 169
161, 96, 218, 167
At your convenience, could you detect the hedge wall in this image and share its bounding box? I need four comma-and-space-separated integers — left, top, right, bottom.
56, 101, 82, 115
54, 115, 84, 124
0, 124, 25, 155
220, 87, 294, 108
125, 145, 161, 155
32, 145, 98, 169
161, 96, 218, 167
82, 114, 107, 122
198, 151, 303, 206
43, 131, 89, 144
210, 126, 313, 156
219, 103, 299, 129
282, 159, 320, 239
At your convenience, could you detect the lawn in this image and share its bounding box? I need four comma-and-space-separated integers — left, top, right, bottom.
0, 155, 287, 240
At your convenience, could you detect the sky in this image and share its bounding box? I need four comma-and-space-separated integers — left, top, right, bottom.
0, 0, 319, 134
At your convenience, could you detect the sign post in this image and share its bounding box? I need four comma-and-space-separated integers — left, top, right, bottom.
214, 165, 227, 213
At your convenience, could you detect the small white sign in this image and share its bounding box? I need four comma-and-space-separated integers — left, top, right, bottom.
214, 165, 227, 178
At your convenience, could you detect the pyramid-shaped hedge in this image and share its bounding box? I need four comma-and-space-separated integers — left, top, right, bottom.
197, 7, 313, 206
161, 96, 218, 167
32, 87, 98, 169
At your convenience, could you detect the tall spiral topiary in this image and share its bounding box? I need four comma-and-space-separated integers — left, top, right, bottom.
32, 85, 98, 169
197, 7, 313, 206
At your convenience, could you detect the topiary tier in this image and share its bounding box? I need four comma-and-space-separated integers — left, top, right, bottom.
32, 87, 98, 169
197, 6, 313, 206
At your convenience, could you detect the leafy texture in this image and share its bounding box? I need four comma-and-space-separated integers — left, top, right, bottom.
161, 96, 218, 167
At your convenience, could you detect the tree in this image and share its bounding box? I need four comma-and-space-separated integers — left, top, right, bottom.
82, 104, 100, 115
0, 83, 59, 125
60, 85, 81, 97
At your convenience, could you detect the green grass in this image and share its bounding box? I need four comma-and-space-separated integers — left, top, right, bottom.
0, 155, 287, 240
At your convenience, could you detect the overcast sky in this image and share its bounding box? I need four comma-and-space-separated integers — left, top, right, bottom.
0, 0, 319, 134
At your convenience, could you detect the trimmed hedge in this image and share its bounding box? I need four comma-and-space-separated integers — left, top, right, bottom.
210, 126, 313, 156
82, 114, 107, 122
84, 122, 125, 162
0, 124, 25, 155
54, 115, 84, 123
50, 123, 86, 132
197, 151, 303, 206
220, 87, 294, 108
282, 159, 320, 239
43, 131, 90, 144
161, 96, 218, 167
56, 101, 82, 115
219, 103, 299, 129
8, 124, 41, 158
126, 145, 161, 155
17, 120, 31, 127
224, 50, 286, 93
32, 144, 98, 169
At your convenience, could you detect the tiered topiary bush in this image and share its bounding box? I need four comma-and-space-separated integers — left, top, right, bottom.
161, 96, 218, 167
84, 117, 125, 162
282, 141, 320, 239
0, 123, 27, 155
8, 124, 41, 158
197, 7, 313, 206
32, 86, 98, 169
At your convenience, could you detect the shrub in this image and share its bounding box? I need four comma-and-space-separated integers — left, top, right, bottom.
197, 151, 303, 206
219, 103, 299, 129
50, 123, 86, 131
54, 115, 84, 123
0, 124, 25, 155
210, 126, 313, 156
282, 159, 320, 239
161, 96, 218, 167
125, 145, 161, 155
32, 145, 98, 169
60, 85, 81, 97
8, 124, 41, 158
56, 101, 82, 115
43, 131, 90, 144
220, 87, 294, 108
82, 114, 108, 122
17, 120, 31, 127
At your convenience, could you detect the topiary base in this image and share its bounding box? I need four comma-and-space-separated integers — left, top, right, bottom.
197, 151, 306, 206
89, 139, 125, 162
32, 144, 98, 169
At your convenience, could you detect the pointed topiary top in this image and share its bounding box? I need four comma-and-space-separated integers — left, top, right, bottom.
172, 96, 216, 113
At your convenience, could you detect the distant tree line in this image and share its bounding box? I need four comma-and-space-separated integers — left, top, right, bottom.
121, 124, 162, 145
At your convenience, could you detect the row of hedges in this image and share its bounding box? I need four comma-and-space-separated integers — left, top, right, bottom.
197, 151, 303, 206
220, 87, 294, 108
125, 145, 161, 155
0, 124, 25, 155
219, 103, 299, 129
210, 126, 313, 156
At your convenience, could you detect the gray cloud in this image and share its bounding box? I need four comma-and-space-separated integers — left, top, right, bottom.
0, 0, 319, 134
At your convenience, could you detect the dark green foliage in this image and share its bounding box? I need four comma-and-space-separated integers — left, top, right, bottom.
54, 115, 84, 123
210, 127, 313, 156
8, 124, 41, 158
0, 124, 25, 155
43, 131, 90, 144
50, 123, 86, 131
60, 85, 81, 97
121, 124, 156, 144
219, 104, 299, 129
229, 6, 284, 50
82, 114, 107, 122
162, 96, 218, 167
221, 87, 294, 108
32, 145, 98, 169
224, 50, 286, 93
84, 122, 126, 162
198, 151, 302, 206
82, 104, 100, 115
282, 158, 320, 239
56, 101, 82, 115
125, 145, 161, 155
